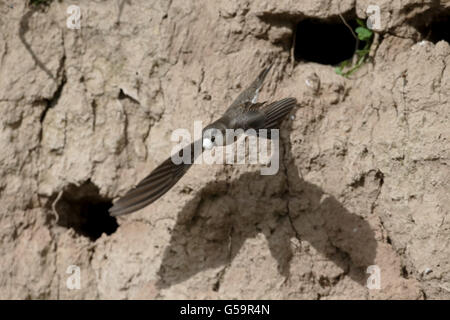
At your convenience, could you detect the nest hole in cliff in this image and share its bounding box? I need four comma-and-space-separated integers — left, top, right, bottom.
52, 181, 118, 241
294, 16, 362, 65
412, 8, 450, 43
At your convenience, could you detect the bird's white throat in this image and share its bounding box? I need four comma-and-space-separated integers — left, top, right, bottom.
202, 138, 214, 150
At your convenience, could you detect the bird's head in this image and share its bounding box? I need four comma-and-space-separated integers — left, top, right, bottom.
202, 122, 226, 150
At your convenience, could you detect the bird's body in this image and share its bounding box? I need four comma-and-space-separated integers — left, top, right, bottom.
109, 64, 297, 216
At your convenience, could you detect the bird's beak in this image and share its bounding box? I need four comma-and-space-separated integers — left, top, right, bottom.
202, 138, 214, 150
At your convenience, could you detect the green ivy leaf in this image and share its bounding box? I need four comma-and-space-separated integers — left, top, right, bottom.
335, 66, 343, 75
355, 26, 373, 41
356, 18, 366, 28
356, 48, 370, 56
335, 19, 373, 78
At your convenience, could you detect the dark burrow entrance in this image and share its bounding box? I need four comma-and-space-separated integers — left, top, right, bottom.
51, 181, 118, 240
294, 16, 361, 65
414, 9, 450, 44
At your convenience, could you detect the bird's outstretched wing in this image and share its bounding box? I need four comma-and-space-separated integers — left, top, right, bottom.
260, 97, 297, 129
227, 63, 273, 110
109, 140, 203, 216
230, 98, 297, 131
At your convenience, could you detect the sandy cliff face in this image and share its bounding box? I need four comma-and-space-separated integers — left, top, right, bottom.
0, 0, 448, 299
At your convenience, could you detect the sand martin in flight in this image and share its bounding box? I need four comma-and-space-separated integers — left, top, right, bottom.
109, 64, 297, 216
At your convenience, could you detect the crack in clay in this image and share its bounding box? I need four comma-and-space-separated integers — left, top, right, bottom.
370, 170, 384, 215
116, 98, 129, 155
118, 88, 141, 105
115, 0, 131, 26
39, 73, 66, 125
143, 78, 166, 159
392, 70, 411, 138
54, 234, 60, 300
212, 225, 234, 292
438, 56, 447, 103
156, 78, 166, 122
197, 67, 205, 93
0, 36, 7, 70
35, 35, 67, 208
91, 99, 97, 132
39, 29, 67, 126
280, 124, 302, 245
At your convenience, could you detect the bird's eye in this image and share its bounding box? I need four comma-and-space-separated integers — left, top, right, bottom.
211, 136, 215, 142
